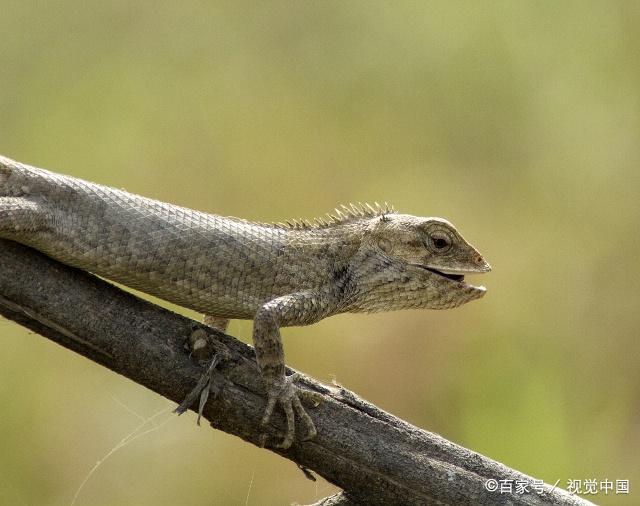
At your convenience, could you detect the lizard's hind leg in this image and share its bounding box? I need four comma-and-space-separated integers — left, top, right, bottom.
174, 352, 224, 423
175, 316, 230, 421
191, 314, 229, 358
203, 315, 230, 333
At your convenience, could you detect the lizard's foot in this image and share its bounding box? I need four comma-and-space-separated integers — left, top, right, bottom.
174, 354, 222, 424
261, 373, 317, 450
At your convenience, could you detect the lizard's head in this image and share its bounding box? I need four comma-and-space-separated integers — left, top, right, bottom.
358, 213, 491, 310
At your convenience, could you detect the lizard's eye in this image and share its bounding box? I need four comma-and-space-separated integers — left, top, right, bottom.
433, 238, 448, 249
427, 230, 453, 253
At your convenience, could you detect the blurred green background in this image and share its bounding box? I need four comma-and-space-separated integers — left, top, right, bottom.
1, 1, 639, 505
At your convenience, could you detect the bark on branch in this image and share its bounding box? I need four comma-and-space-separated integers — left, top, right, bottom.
0, 239, 592, 506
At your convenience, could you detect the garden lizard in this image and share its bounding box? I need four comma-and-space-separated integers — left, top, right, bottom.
0, 155, 491, 449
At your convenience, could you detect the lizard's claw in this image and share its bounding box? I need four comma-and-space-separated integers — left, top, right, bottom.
174, 354, 222, 424
261, 373, 317, 449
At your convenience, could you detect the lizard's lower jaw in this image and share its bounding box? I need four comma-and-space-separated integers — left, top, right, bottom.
456, 279, 487, 301
446, 282, 487, 308
468, 284, 487, 298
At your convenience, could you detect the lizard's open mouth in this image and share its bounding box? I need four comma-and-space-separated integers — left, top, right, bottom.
412, 264, 465, 282
423, 267, 465, 282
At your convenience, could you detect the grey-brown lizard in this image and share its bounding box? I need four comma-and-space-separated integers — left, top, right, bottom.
0, 155, 491, 449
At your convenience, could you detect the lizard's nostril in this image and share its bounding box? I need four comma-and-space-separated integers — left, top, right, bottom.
476, 256, 491, 271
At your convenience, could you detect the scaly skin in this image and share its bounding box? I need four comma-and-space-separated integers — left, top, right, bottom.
0, 155, 490, 448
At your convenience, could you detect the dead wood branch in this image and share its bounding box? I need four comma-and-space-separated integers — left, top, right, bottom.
0, 239, 593, 506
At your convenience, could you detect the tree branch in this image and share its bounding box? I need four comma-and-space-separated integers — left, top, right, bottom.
0, 239, 593, 506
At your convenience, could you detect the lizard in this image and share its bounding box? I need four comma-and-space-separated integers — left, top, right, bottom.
0, 155, 491, 449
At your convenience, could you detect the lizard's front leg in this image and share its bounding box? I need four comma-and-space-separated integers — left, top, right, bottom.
254, 291, 331, 449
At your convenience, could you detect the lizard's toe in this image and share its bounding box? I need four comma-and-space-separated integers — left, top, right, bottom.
175, 354, 222, 424
261, 373, 316, 449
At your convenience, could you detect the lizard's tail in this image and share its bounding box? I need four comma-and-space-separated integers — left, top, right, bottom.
0, 155, 53, 197
0, 156, 49, 236
0, 155, 77, 198
0, 155, 13, 188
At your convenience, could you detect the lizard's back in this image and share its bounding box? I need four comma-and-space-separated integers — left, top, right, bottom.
0, 158, 287, 318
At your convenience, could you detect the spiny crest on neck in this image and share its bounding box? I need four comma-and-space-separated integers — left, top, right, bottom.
272, 202, 396, 230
